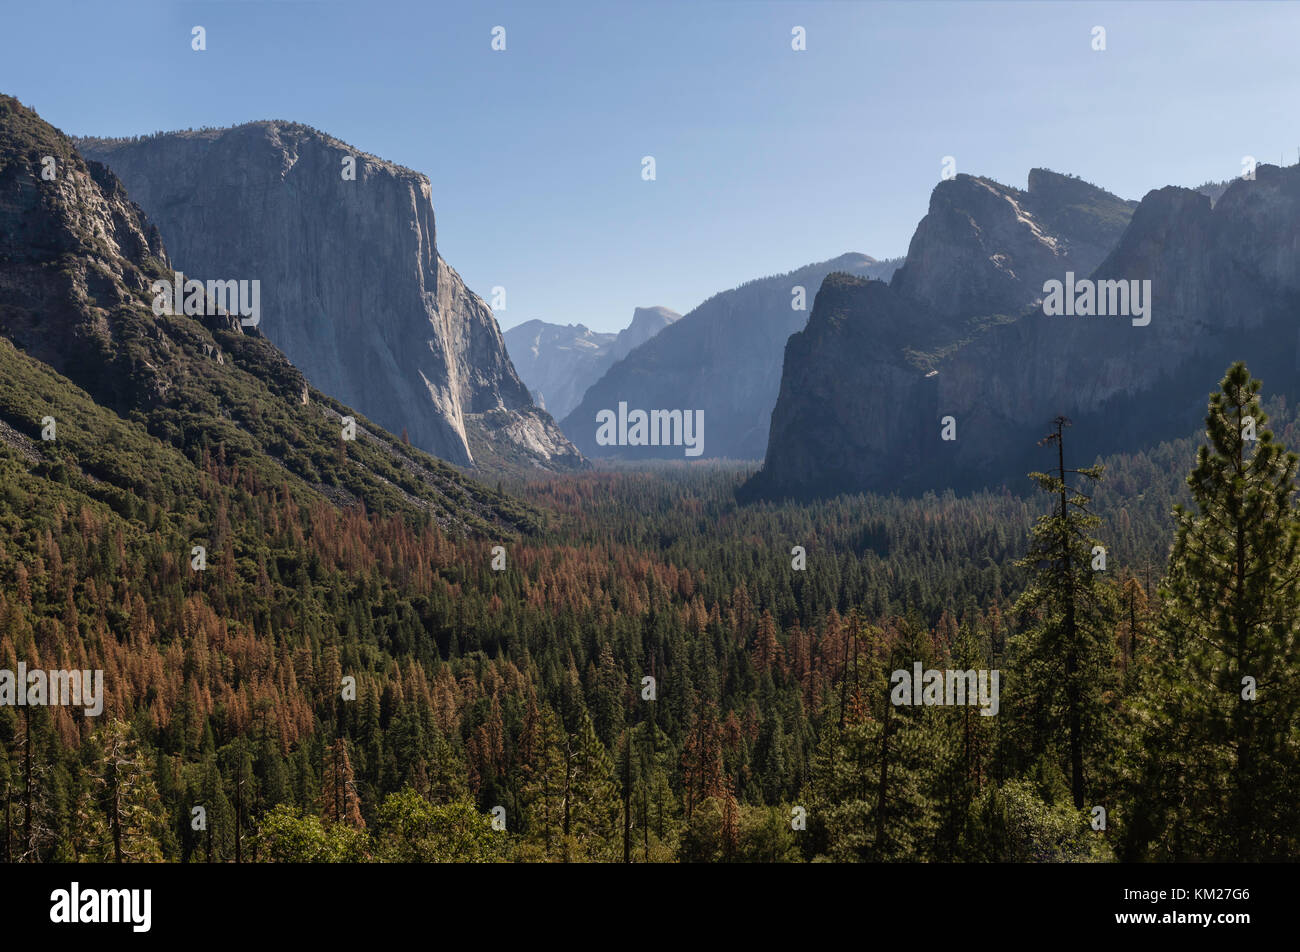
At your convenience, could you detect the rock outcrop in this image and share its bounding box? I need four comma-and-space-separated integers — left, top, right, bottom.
78, 122, 582, 470
607, 306, 682, 364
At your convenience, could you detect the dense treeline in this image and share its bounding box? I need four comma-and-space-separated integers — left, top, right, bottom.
1, 366, 1297, 861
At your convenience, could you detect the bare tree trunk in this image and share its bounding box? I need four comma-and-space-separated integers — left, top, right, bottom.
111, 761, 123, 863
234, 759, 242, 865
1057, 422, 1085, 811
23, 715, 32, 862
838, 621, 851, 730
622, 727, 631, 863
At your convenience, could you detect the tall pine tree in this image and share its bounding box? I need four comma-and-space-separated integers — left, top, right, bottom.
1130, 363, 1300, 860
1008, 416, 1117, 810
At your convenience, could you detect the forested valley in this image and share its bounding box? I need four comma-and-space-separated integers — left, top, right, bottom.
3, 364, 1298, 863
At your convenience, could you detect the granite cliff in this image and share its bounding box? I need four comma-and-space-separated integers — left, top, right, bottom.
890, 168, 1137, 319
78, 122, 581, 471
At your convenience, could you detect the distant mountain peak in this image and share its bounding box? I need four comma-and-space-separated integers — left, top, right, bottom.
630, 305, 680, 325
616, 306, 681, 355
503, 306, 681, 422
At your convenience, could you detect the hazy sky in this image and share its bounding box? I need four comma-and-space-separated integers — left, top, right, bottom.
4, 1, 1298, 332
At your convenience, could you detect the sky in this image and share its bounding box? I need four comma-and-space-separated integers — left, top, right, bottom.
3, 0, 1298, 333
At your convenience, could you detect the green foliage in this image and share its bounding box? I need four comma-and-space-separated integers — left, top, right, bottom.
373, 788, 508, 863
257, 805, 369, 863
972, 779, 1111, 862
2, 342, 1297, 862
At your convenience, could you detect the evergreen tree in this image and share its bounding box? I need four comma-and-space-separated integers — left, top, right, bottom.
562, 707, 619, 861
520, 703, 566, 856
807, 617, 935, 861
13, 710, 55, 862
193, 754, 235, 863
1009, 416, 1117, 810
931, 607, 996, 859
1131, 364, 1300, 860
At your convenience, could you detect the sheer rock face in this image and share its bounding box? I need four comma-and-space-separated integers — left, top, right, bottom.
758, 275, 952, 496
754, 166, 1300, 499
504, 306, 680, 421
562, 253, 901, 461
78, 122, 582, 469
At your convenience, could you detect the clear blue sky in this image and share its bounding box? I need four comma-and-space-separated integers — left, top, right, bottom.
3, 1, 1298, 333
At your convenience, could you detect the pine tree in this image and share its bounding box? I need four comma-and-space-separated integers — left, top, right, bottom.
616, 717, 679, 862
562, 707, 619, 861
193, 753, 234, 862
1117, 573, 1150, 688
14, 710, 55, 862
92, 719, 166, 862
69, 783, 112, 862
520, 703, 566, 856
1008, 416, 1117, 810
931, 606, 996, 859
807, 616, 935, 861
321, 737, 365, 828
1132, 363, 1300, 860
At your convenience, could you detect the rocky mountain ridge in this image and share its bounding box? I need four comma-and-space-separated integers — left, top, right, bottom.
752, 165, 1300, 498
